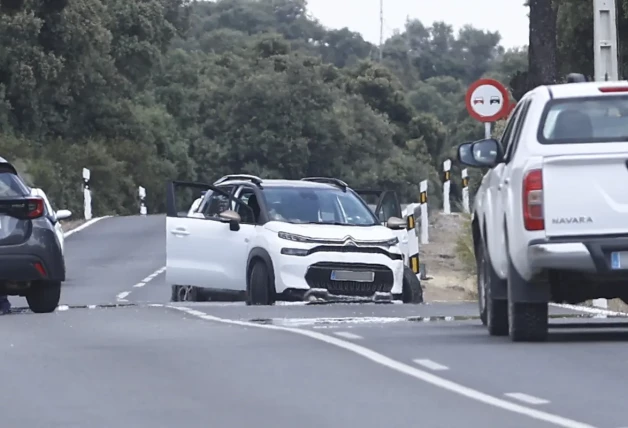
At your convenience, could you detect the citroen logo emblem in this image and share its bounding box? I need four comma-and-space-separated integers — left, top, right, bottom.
344, 236, 357, 246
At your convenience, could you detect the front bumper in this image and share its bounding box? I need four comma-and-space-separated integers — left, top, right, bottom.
273, 251, 404, 297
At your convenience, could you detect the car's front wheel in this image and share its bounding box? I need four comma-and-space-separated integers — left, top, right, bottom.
402, 266, 423, 304
246, 261, 274, 306
26, 280, 61, 313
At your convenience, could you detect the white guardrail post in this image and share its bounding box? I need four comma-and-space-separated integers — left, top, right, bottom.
461, 168, 470, 214
419, 180, 429, 244
443, 159, 451, 214
82, 167, 92, 220
139, 186, 147, 215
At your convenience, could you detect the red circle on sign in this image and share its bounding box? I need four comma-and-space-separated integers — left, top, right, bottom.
465, 78, 510, 123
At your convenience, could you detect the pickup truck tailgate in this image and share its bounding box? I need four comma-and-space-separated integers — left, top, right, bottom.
543, 153, 628, 237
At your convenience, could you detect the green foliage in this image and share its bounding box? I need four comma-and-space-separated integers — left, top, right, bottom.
455, 213, 476, 276
0, 0, 529, 215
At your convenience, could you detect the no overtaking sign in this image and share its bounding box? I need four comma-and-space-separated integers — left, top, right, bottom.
465, 78, 510, 123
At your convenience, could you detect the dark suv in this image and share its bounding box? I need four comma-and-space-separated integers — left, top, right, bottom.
0, 158, 65, 312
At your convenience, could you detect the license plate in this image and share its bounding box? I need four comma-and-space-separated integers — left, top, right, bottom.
330, 270, 374, 282
610, 251, 628, 269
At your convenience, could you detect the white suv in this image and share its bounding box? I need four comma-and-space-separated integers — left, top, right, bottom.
166, 175, 423, 305
459, 78, 628, 342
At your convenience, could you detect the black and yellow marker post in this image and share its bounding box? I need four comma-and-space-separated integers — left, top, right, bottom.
407, 210, 420, 274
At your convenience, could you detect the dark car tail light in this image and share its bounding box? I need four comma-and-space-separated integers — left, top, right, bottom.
25, 198, 45, 219
0, 197, 45, 220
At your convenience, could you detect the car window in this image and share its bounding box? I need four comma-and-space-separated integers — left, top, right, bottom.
504, 99, 532, 162
262, 186, 379, 226
0, 172, 29, 198
235, 187, 257, 224
377, 192, 401, 222
500, 101, 525, 154
539, 95, 628, 143
200, 185, 234, 217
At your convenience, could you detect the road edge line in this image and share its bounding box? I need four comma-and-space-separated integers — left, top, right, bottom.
157, 304, 597, 428
549, 302, 628, 317
64, 216, 112, 238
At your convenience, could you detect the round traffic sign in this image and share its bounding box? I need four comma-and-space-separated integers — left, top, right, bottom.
465, 78, 510, 122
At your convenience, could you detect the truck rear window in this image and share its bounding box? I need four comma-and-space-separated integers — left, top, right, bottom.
0, 172, 29, 197
539, 95, 628, 144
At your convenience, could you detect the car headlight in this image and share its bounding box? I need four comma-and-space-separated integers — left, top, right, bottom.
278, 231, 310, 243
381, 237, 399, 246
280, 248, 309, 256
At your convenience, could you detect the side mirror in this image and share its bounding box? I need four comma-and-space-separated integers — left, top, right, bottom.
55, 209, 72, 221
386, 216, 406, 230
219, 210, 241, 231
457, 139, 503, 168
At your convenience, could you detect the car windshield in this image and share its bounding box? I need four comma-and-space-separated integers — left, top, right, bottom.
262, 186, 379, 226
539, 95, 628, 143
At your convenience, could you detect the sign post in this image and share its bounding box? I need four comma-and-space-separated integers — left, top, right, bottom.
465, 78, 511, 139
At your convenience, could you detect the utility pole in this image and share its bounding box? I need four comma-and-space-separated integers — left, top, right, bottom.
593, 0, 619, 81
378, 0, 383, 61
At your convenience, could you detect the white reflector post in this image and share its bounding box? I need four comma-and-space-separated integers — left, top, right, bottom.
443, 159, 451, 214
462, 169, 470, 214
419, 180, 429, 244
82, 168, 92, 220
139, 186, 147, 216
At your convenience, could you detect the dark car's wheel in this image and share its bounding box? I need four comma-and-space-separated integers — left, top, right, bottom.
246, 261, 274, 306
26, 280, 61, 313
402, 266, 423, 304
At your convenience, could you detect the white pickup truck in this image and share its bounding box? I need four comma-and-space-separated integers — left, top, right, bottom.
458, 79, 628, 342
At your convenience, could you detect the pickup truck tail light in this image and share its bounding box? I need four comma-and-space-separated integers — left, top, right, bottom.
523, 169, 544, 231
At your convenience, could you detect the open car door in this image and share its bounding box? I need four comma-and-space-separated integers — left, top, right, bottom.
353, 189, 402, 224
166, 180, 255, 291
354, 189, 413, 268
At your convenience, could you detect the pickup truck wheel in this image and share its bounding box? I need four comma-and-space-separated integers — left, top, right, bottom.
247, 261, 273, 306
478, 241, 508, 336
402, 266, 423, 304
26, 280, 61, 313
508, 301, 548, 342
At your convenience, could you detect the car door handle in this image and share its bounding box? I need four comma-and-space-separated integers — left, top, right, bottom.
170, 228, 190, 236
498, 178, 510, 190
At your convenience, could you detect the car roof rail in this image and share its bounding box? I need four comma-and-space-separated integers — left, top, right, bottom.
213, 174, 263, 186
301, 177, 347, 191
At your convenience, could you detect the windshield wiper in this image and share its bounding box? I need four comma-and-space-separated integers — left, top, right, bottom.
304, 221, 376, 226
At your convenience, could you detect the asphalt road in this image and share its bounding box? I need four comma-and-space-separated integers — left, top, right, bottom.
3, 214, 628, 428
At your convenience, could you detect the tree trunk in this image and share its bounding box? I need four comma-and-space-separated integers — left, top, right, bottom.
528, 0, 559, 88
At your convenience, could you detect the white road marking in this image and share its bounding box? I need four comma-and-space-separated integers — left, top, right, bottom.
116, 266, 166, 301
63, 216, 112, 238
333, 331, 363, 340
413, 359, 449, 371
550, 303, 628, 317
161, 304, 596, 428
505, 393, 550, 405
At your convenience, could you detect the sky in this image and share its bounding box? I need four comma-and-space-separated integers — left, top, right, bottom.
307, 0, 529, 49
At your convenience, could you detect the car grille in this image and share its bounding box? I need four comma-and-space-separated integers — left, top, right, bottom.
305, 262, 394, 296
306, 245, 402, 260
